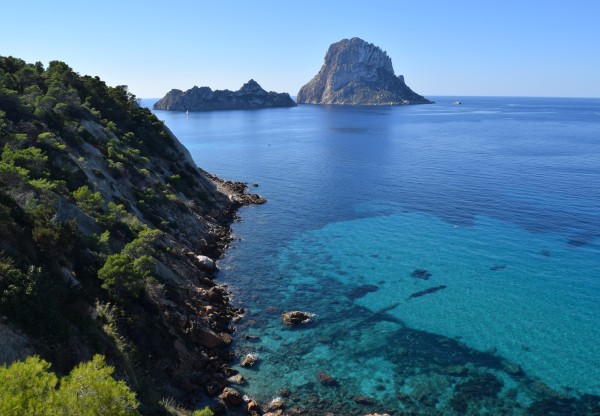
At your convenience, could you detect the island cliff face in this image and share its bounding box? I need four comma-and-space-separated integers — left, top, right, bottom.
154, 79, 297, 111
297, 37, 432, 105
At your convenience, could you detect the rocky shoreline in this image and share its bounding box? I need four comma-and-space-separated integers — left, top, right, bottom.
201, 169, 267, 207
175, 170, 268, 414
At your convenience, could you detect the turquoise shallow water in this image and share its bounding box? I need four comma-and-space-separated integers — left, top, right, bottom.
147, 97, 600, 414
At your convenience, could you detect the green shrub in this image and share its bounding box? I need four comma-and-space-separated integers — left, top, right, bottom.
192, 408, 215, 416
72, 184, 104, 217
97, 253, 152, 297
0, 355, 139, 416
0, 257, 41, 311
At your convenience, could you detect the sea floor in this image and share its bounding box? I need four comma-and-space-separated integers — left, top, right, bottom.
223, 208, 600, 415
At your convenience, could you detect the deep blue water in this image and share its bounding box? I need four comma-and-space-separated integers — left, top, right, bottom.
147, 97, 600, 414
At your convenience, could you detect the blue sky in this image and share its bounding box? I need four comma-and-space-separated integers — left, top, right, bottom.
2, 0, 599, 98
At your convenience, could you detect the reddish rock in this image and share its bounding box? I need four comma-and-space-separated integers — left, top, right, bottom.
247, 399, 261, 413
220, 387, 243, 406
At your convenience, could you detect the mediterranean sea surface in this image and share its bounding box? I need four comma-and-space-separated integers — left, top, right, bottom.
147, 97, 600, 414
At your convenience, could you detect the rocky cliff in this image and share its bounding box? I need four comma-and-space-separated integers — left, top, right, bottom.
154, 79, 297, 111
297, 37, 432, 105
0, 56, 266, 413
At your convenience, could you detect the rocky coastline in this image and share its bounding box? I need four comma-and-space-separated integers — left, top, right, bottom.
168, 172, 265, 413
201, 169, 267, 207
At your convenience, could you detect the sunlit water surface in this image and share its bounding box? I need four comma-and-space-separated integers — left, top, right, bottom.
147, 97, 600, 414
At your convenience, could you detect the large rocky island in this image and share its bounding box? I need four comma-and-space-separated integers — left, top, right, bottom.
154, 79, 296, 111
297, 37, 432, 105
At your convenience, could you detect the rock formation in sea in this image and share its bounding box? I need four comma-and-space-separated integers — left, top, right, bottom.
154, 79, 297, 111
297, 37, 432, 105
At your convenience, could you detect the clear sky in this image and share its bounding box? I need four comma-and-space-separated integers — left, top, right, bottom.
2, 0, 599, 98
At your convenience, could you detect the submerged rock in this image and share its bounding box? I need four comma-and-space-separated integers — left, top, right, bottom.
281, 311, 315, 325
454, 372, 503, 399
407, 285, 447, 300
347, 284, 379, 299
502, 361, 523, 376
489, 264, 507, 271
411, 269, 432, 280
297, 37, 432, 105
442, 365, 470, 377
353, 396, 378, 405
317, 371, 338, 386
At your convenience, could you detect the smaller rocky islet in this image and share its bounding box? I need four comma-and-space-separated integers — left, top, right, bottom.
153, 79, 296, 111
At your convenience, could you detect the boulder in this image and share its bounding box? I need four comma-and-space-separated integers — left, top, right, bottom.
247, 399, 261, 413
227, 373, 245, 385
220, 387, 243, 406
241, 353, 258, 367
267, 397, 284, 410
281, 311, 315, 325
192, 328, 224, 349
196, 255, 217, 271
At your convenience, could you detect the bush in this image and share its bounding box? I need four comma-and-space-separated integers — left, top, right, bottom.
193, 408, 215, 416
0, 355, 139, 415
72, 184, 104, 217
0, 257, 41, 311
97, 253, 152, 297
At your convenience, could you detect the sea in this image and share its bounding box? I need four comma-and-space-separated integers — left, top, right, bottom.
146, 97, 600, 415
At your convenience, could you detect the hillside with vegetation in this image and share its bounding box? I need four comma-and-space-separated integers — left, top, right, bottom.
0, 56, 249, 414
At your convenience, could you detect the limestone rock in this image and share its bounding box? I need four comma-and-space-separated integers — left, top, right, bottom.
227, 373, 245, 385
281, 311, 315, 325
267, 397, 284, 410
241, 353, 258, 367
154, 80, 297, 111
297, 37, 432, 105
196, 255, 217, 271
